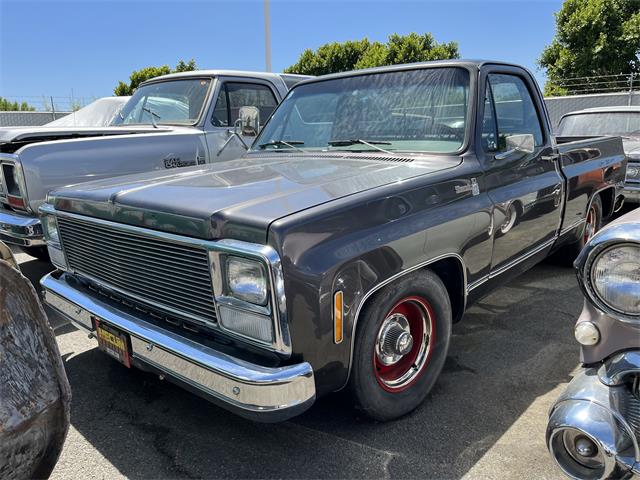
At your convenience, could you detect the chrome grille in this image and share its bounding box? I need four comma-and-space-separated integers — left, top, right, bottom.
57, 215, 217, 326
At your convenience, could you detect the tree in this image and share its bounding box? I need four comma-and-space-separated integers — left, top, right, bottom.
284, 33, 459, 76
0, 97, 36, 111
539, 0, 640, 96
114, 59, 198, 96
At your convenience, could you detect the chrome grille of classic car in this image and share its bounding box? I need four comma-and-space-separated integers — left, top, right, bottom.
57, 215, 217, 326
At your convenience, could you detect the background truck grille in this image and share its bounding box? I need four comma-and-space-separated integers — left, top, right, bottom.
57, 215, 217, 326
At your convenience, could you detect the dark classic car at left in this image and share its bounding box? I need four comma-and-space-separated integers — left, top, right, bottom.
547, 208, 640, 480
39, 60, 626, 422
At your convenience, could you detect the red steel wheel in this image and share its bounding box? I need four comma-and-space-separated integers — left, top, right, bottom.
373, 296, 435, 393
349, 269, 452, 421
583, 205, 598, 244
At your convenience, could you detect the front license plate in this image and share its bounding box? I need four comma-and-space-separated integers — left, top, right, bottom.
94, 318, 131, 368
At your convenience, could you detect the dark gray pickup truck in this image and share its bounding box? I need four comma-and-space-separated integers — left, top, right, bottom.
40, 60, 626, 422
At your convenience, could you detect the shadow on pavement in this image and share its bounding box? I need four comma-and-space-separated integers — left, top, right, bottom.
43, 261, 579, 479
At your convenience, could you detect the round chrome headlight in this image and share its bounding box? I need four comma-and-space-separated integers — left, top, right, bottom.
590, 244, 640, 318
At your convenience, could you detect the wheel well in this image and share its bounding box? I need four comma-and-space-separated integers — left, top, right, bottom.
425, 257, 465, 323
597, 187, 614, 218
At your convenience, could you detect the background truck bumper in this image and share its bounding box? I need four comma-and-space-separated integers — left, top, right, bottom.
0, 209, 44, 246
546, 351, 640, 479
622, 186, 640, 204
41, 271, 316, 423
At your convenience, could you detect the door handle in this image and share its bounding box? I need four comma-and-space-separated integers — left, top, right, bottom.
542, 154, 559, 162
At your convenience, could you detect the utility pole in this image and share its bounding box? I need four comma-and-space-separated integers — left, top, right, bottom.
264, 0, 272, 72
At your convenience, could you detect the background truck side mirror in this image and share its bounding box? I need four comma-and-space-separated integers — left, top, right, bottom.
237, 106, 260, 136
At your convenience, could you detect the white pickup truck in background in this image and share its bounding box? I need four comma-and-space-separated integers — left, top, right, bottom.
0, 70, 309, 257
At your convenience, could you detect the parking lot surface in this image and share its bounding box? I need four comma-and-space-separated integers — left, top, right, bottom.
15, 248, 576, 479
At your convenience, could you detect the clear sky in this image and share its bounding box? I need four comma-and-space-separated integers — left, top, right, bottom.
0, 0, 562, 110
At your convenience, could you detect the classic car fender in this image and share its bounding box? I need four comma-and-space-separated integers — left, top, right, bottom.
16, 128, 208, 213
0, 260, 71, 478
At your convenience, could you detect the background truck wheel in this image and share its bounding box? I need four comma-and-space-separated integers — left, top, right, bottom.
21, 246, 50, 261
560, 195, 603, 265
348, 269, 452, 421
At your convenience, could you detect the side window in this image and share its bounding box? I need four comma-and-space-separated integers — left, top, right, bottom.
211, 88, 229, 127
488, 73, 544, 150
481, 82, 497, 152
211, 82, 278, 129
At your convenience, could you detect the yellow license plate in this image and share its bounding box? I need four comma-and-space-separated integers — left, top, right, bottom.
94, 319, 131, 368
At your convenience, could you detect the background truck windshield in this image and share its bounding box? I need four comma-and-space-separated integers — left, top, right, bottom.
113, 78, 211, 126
254, 67, 470, 154
558, 112, 640, 137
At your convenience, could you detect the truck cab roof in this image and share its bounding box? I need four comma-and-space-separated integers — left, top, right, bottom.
140, 70, 312, 88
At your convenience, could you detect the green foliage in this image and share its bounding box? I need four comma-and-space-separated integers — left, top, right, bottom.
114, 59, 198, 96
0, 97, 35, 111
539, 0, 640, 96
284, 33, 459, 75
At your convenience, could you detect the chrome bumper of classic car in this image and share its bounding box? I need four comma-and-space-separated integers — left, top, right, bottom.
0, 209, 44, 246
547, 351, 640, 479
41, 271, 316, 422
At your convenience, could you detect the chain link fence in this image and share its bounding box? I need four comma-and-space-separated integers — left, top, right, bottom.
0, 111, 71, 127
544, 73, 639, 129
0, 95, 95, 113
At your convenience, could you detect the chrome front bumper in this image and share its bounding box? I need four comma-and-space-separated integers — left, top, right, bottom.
0, 208, 44, 246
41, 271, 316, 422
547, 351, 640, 479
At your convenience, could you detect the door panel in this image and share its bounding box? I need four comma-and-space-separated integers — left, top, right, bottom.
482, 72, 563, 270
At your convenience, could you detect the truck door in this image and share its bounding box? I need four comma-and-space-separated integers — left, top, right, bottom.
481, 69, 563, 272
204, 79, 280, 162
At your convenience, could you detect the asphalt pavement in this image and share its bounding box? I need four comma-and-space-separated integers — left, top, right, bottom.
14, 247, 577, 479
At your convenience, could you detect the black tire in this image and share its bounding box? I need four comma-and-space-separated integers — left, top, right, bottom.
348, 269, 452, 421
561, 195, 603, 265
21, 246, 50, 261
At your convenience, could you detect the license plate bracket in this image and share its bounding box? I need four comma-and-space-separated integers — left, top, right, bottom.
94, 318, 131, 368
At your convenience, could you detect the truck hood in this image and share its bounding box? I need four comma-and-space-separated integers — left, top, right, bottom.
0, 125, 173, 152
50, 152, 461, 242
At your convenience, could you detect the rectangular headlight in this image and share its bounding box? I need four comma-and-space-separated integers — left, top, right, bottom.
218, 305, 273, 343
225, 256, 268, 305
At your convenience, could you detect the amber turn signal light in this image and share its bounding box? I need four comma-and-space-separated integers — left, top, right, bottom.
334, 290, 344, 344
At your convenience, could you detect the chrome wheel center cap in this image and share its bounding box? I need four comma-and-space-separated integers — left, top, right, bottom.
376, 314, 414, 365
574, 437, 597, 458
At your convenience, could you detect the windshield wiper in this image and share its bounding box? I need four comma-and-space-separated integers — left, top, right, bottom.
142, 106, 161, 128
258, 140, 305, 152
328, 138, 393, 154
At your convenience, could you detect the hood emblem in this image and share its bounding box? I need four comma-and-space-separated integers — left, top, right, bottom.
164, 154, 196, 169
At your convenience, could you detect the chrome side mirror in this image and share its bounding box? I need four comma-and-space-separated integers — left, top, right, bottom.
237, 106, 260, 137
495, 134, 535, 160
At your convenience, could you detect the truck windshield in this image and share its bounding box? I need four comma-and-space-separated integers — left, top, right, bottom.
112, 78, 211, 126
253, 67, 469, 154
557, 112, 640, 138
